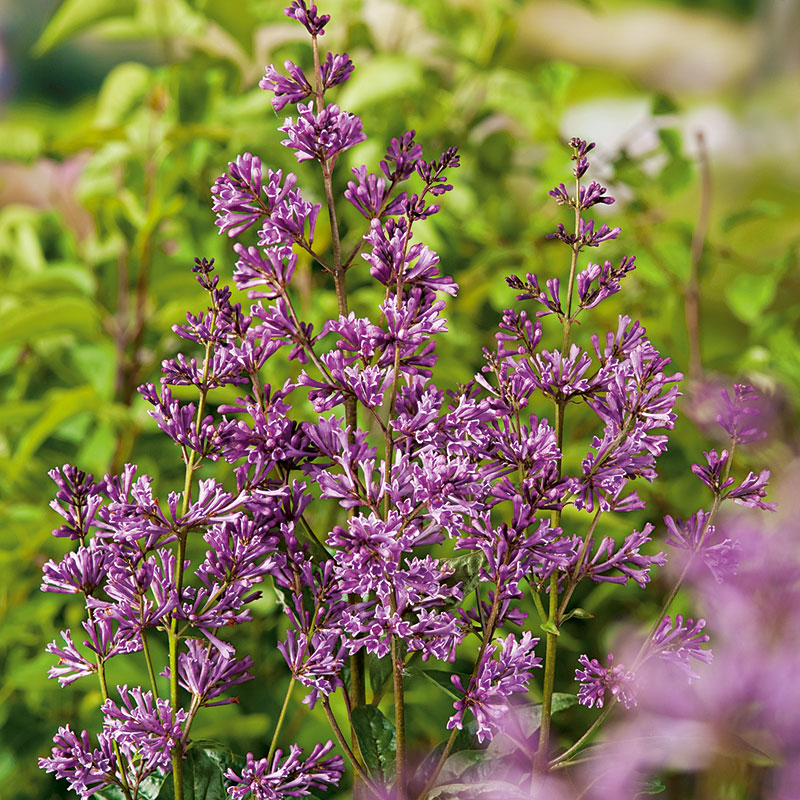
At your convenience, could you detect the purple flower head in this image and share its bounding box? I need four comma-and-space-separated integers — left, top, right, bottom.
260, 61, 313, 112
345, 165, 406, 219
48, 465, 103, 541
580, 524, 667, 588
690, 449, 734, 495
102, 685, 186, 773
648, 615, 712, 681
575, 652, 637, 709
664, 510, 740, 584
284, 1, 330, 36
278, 628, 346, 706
381, 129, 424, 181
280, 102, 365, 164
225, 742, 344, 799
506, 272, 563, 318
728, 469, 777, 511
448, 632, 542, 743
576, 256, 636, 310
717, 383, 767, 445
38, 726, 118, 799
46, 630, 98, 686
41, 541, 109, 596
233, 244, 297, 299
549, 180, 614, 210
211, 152, 264, 237
164, 639, 254, 707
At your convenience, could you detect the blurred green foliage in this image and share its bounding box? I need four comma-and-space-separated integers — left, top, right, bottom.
0, 0, 797, 797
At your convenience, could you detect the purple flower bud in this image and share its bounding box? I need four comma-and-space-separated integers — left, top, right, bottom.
48, 465, 103, 541
380, 130, 423, 182
283, 1, 331, 36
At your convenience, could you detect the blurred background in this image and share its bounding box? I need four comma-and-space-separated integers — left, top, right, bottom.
0, 0, 797, 797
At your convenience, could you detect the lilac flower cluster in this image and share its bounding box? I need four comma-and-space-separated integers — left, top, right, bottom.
40, 3, 780, 798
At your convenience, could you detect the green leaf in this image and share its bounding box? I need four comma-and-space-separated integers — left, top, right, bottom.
367, 652, 393, 697
657, 128, 682, 158
0, 296, 99, 346
95, 62, 152, 129
658, 156, 692, 195
725, 273, 776, 324
156, 743, 238, 800
445, 551, 487, 598
722, 200, 782, 232
97, 774, 164, 800
636, 777, 667, 796
651, 93, 679, 116
540, 619, 560, 636
562, 607, 594, 622
33, 0, 137, 55
409, 668, 468, 700
351, 704, 396, 781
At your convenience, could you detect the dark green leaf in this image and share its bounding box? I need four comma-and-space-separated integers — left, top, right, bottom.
97, 774, 164, 800
367, 652, 393, 697
408, 668, 468, 700
351, 704, 396, 781
651, 94, 679, 116
445, 551, 487, 598
156, 743, 238, 800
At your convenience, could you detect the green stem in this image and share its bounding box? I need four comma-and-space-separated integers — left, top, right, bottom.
268, 677, 296, 762
141, 628, 160, 699
321, 697, 378, 791
549, 701, 615, 769
96, 655, 134, 800
391, 632, 406, 796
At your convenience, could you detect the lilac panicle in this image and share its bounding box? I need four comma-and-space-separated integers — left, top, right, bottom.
447, 632, 542, 743
279, 102, 365, 164
225, 742, 344, 799
38, 726, 118, 800
575, 653, 637, 709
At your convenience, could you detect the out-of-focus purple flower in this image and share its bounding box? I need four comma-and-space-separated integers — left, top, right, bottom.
38, 726, 118, 799
284, 1, 330, 36
225, 742, 344, 799
717, 383, 767, 444
664, 510, 740, 583
280, 102, 365, 164
575, 653, 637, 709
648, 615, 712, 680
448, 632, 542, 743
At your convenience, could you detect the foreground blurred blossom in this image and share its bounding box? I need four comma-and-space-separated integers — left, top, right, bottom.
575, 464, 800, 799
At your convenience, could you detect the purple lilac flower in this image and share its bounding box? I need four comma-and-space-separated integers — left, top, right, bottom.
48, 465, 103, 541
506, 273, 563, 318
165, 639, 254, 707
41, 541, 109, 595
278, 628, 346, 706
211, 153, 264, 237
664, 511, 740, 583
279, 102, 365, 164
575, 653, 637, 709
284, 0, 330, 36
690, 448, 734, 494
260, 61, 313, 111
345, 165, 406, 218
46, 630, 98, 686
649, 615, 712, 680
102, 686, 186, 774
225, 742, 344, 799
448, 632, 542, 743
380, 130, 423, 181
38, 726, 118, 799
728, 469, 777, 511
580, 524, 666, 588
576, 256, 636, 310
717, 383, 767, 444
